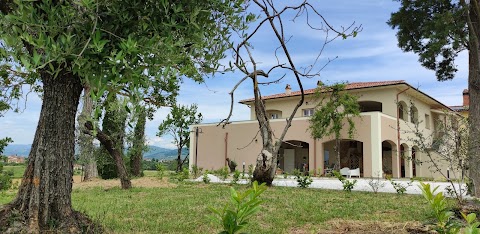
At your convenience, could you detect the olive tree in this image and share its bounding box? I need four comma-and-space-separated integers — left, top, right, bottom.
219, 1, 361, 185
0, 0, 250, 232
388, 0, 480, 197
157, 104, 202, 172
308, 83, 361, 170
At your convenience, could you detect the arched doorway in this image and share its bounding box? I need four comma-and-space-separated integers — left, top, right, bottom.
412, 146, 419, 177
278, 141, 309, 173
382, 140, 396, 177
323, 139, 364, 175
400, 143, 409, 178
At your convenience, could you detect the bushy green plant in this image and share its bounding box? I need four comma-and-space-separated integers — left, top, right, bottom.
203, 170, 211, 184
191, 165, 203, 179
175, 167, 190, 182
389, 178, 412, 194
342, 179, 357, 192
283, 172, 289, 179
292, 168, 302, 178
296, 175, 313, 188
418, 182, 459, 233
462, 213, 480, 234
232, 170, 241, 185
219, 166, 229, 181
156, 163, 166, 179
209, 181, 267, 234
333, 171, 357, 192
0, 161, 12, 191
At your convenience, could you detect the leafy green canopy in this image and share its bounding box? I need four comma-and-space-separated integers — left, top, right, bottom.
0, 0, 252, 109
157, 104, 202, 150
387, 0, 468, 81
309, 83, 360, 140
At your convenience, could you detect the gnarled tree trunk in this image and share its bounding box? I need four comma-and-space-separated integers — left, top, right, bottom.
85, 122, 131, 189
130, 107, 146, 177
0, 73, 97, 233
77, 86, 98, 181
252, 84, 279, 185
468, 0, 480, 197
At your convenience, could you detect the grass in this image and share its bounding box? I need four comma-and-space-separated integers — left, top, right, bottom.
0, 173, 437, 234
3, 165, 26, 178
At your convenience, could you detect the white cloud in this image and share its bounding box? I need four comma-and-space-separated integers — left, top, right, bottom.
146, 136, 176, 149
0, 0, 469, 146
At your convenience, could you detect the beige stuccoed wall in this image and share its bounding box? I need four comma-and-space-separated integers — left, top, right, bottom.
248, 87, 405, 120
190, 114, 378, 177
193, 85, 455, 180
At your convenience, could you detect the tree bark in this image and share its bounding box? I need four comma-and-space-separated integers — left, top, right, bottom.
252, 85, 278, 185
0, 73, 97, 233
77, 86, 98, 181
335, 138, 341, 170
176, 147, 183, 172
130, 107, 146, 177
85, 122, 132, 189
467, 1, 480, 197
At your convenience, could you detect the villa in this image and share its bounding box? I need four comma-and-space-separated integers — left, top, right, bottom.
189, 80, 464, 179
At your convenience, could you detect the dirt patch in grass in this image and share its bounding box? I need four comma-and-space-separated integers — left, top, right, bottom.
73, 176, 176, 189
289, 219, 431, 234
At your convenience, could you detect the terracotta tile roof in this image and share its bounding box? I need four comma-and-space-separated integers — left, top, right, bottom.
239, 80, 406, 103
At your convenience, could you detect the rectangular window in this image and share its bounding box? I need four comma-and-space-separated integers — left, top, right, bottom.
303, 108, 314, 117
271, 113, 279, 119
425, 114, 430, 129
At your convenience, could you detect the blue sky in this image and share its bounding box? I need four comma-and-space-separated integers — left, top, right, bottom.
0, 1, 468, 149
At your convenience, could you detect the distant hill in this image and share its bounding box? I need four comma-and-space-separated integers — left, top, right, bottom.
4, 144, 31, 157
144, 145, 188, 161
4, 144, 187, 161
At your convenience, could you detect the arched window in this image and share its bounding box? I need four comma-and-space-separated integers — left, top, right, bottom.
410, 105, 418, 124
398, 101, 407, 121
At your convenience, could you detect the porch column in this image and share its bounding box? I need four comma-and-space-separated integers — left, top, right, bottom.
308, 140, 315, 175
404, 149, 413, 178
370, 112, 383, 178
317, 140, 324, 176
189, 128, 196, 170
392, 150, 401, 178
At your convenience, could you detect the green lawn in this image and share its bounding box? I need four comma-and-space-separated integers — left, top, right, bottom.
3, 165, 26, 178
1, 178, 436, 233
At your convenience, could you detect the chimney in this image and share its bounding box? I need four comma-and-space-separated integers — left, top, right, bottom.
285, 84, 291, 95
463, 89, 469, 106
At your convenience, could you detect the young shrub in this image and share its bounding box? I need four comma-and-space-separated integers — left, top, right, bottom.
283, 172, 289, 179
209, 181, 267, 234
202, 170, 211, 184
342, 179, 357, 192
296, 175, 313, 188
232, 170, 241, 185
0, 170, 12, 191
175, 167, 190, 182
191, 165, 203, 179
389, 178, 412, 195
219, 166, 229, 181
333, 171, 357, 192
418, 182, 460, 233
156, 163, 166, 179
367, 174, 386, 194
462, 213, 480, 233
292, 168, 302, 178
